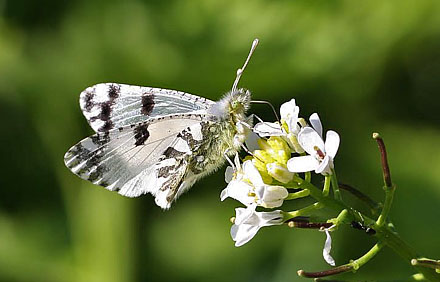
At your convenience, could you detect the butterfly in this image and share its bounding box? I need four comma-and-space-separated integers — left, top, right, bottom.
64, 39, 259, 209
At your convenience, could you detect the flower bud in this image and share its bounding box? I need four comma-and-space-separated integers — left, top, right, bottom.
257, 185, 289, 208
281, 120, 289, 133
298, 117, 307, 127
267, 137, 291, 164
267, 162, 295, 183
254, 150, 275, 164
257, 138, 272, 152
286, 133, 304, 153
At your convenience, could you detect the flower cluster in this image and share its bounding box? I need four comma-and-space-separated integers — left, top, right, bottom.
222, 99, 340, 264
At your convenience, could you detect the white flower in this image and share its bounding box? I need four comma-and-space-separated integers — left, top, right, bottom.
231, 205, 284, 247
253, 99, 300, 136
222, 155, 255, 206
287, 114, 340, 175
322, 226, 336, 266
221, 159, 289, 208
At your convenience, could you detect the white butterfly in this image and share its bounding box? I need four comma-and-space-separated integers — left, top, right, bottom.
64, 39, 259, 209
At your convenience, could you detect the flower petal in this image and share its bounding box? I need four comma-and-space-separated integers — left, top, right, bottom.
256, 185, 288, 208
231, 208, 283, 247
234, 206, 256, 225
221, 180, 254, 206
231, 223, 260, 247
315, 155, 333, 175
258, 210, 284, 226
220, 187, 228, 201
287, 155, 320, 173
280, 99, 300, 133
243, 160, 264, 186
245, 131, 261, 151
253, 122, 283, 137
298, 127, 325, 156
309, 113, 323, 137
324, 130, 340, 159
225, 166, 234, 183
280, 99, 297, 120
323, 229, 336, 266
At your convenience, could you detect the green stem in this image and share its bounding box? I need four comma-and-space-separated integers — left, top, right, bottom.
298, 243, 383, 278
289, 175, 440, 281
376, 184, 395, 227
323, 176, 331, 196
351, 242, 383, 270
305, 171, 311, 182
374, 132, 396, 227
328, 209, 351, 226
292, 175, 348, 214
330, 169, 342, 201
286, 189, 310, 200
283, 202, 323, 220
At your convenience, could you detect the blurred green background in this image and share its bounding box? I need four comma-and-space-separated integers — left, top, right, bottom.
1, 0, 440, 281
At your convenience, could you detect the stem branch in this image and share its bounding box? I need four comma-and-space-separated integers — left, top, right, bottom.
323, 176, 331, 196
373, 133, 396, 227
330, 170, 342, 201
286, 189, 310, 200
284, 202, 323, 220
373, 133, 392, 187
297, 243, 383, 279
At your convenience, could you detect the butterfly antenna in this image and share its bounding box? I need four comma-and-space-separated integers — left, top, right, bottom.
232, 38, 259, 92
250, 100, 281, 124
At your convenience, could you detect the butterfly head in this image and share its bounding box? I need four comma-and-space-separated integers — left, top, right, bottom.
229, 88, 251, 116
208, 88, 251, 122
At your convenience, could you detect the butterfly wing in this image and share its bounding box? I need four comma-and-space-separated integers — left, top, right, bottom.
149, 120, 221, 208
79, 83, 215, 132
64, 114, 206, 193
64, 114, 224, 209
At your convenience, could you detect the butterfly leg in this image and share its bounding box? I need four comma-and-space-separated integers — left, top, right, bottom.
223, 148, 236, 170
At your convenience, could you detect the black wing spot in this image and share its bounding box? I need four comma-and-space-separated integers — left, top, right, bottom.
88, 85, 119, 131
141, 94, 155, 116
83, 91, 95, 112
101, 120, 114, 131
163, 146, 185, 158
100, 103, 112, 121
88, 165, 107, 182
134, 123, 150, 146
91, 132, 111, 146
108, 84, 120, 99
67, 143, 91, 163
157, 165, 175, 178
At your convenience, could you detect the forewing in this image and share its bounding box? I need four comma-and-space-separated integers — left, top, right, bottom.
64, 114, 207, 197
79, 83, 215, 132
